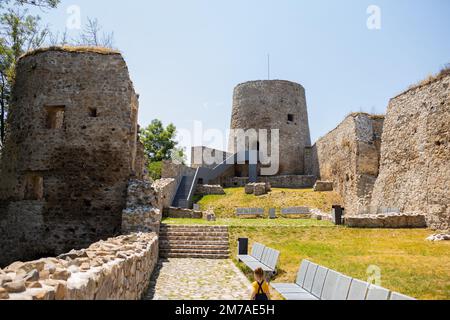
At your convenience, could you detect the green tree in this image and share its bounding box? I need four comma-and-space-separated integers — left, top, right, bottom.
140, 119, 185, 162
0, 0, 59, 148
140, 120, 186, 180
0, 1, 59, 9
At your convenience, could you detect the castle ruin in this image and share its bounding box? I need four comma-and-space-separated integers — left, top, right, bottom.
0, 48, 146, 266
0, 46, 448, 268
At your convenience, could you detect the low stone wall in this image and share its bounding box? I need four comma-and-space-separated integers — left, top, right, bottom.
222, 175, 316, 188
345, 213, 427, 229
310, 208, 333, 222
195, 185, 225, 196
122, 180, 162, 234
263, 175, 316, 188
0, 233, 158, 300
163, 207, 203, 219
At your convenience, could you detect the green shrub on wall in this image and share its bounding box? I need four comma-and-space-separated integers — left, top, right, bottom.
148, 161, 162, 181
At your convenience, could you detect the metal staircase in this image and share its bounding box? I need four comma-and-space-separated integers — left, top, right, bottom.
171, 151, 256, 209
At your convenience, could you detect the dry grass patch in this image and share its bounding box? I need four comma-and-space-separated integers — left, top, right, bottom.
20, 46, 120, 59
196, 187, 342, 218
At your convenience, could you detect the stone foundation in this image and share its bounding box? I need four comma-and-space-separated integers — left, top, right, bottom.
313, 181, 334, 192
245, 182, 271, 196
163, 207, 203, 219
222, 175, 315, 189
426, 233, 450, 242
345, 213, 427, 229
0, 233, 158, 300
195, 185, 225, 196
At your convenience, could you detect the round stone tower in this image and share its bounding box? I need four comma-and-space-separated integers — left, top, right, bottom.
0, 47, 140, 264
229, 80, 311, 175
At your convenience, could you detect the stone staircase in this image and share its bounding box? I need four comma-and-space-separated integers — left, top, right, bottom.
159, 225, 230, 259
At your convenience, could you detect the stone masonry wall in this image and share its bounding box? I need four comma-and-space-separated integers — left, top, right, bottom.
220, 175, 316, 188
370, 74, 450, 230
0, 233, 158, 300
152, 178, 178, 211
161, 160, 196, 180
121, 180, 162, 235
195, 185, 225, 196
311, 113, 384, 215
0, 48, 140, 266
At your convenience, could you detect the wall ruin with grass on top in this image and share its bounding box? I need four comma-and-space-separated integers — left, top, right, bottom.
370, 73, 450, 230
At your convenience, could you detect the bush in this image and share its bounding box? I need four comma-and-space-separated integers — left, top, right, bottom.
148, 161, 162, 181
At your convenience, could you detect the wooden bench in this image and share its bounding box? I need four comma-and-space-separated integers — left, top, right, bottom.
271, 260, 416, 300
236, 208, 265, 218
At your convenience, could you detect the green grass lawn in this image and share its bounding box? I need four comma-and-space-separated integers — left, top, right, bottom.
229, 226, 450, 300
164, 187, 450, 300
195, 187, 343, 218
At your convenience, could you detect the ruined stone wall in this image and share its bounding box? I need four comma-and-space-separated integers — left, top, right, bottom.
229, 80, 312, 175
371, 74, 450, 230
220, 175, 316, 188
0, 233, 158, 300
152, 178, 178, 211
311, 113, 384, 215
195, 184, 225, 196
121, 180, 162, 235
0, 48, 140, 266
191, 146, 231, 169
161, 160, 196, 180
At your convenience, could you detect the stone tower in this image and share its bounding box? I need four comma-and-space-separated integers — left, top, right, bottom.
0, 47, 141, 266
229, 80, 311, 175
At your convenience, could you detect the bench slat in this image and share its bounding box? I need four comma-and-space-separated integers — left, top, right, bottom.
311, 266, 329, 298
296, 260, 311, 287
303, 263, 319, 292
347, 279, 370, 300
320, 270, 341, 300
366, 285, 390, 300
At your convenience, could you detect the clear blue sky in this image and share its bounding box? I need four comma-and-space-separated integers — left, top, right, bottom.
31, 0, 450, 153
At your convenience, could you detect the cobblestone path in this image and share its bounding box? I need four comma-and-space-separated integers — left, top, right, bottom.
144, 258, 252, 300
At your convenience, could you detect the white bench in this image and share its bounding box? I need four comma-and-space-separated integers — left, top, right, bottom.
237, 242, 280, 276
280, 207, 310, 217
236, 208, 265, 217
272, 260, 416, 300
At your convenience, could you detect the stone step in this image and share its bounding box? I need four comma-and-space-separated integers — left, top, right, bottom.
160, 226, 228, 231
160, 235, 229, 241
160, 243, 230, 250
160, 231, 229, 237
160, 252, 230, 259
160, 248, 230, 254
159, 240, 229, 246
159, 224, 230, 260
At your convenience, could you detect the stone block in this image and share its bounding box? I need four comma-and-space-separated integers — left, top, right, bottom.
313, 181, 334, 192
